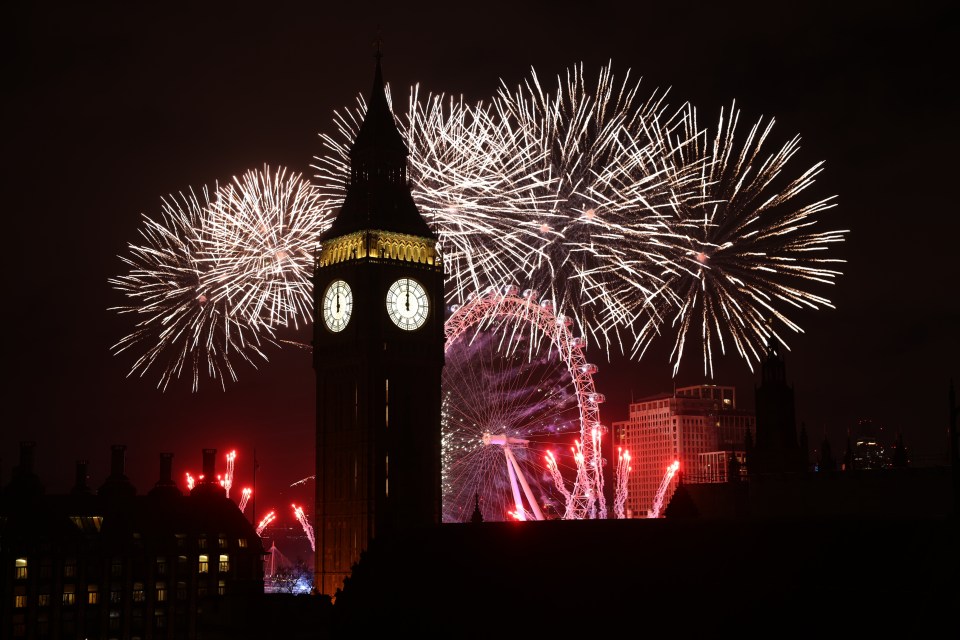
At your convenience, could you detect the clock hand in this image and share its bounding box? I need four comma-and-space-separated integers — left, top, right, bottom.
405, 282, 410, 311
336, 293, 340, 314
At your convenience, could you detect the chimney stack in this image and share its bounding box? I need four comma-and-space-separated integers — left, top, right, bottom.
202, 448, 217, 482
73, 460, 89, 493
191, 448, 225, 498
98, 444, 135, 498
159, 452, 174, 484
110, 445, 126, 478
8, 440, 44, 496
18, 441, 36, 475
148, 452, 182, 498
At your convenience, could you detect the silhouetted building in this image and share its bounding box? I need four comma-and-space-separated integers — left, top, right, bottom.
891, 432, 909, 469
848, 418, 895, 470
311, 50, 445, 597
817, 434, 838, 472
749, 337, 807, 475
612, 384, 754, 517
1, 442, 264, 640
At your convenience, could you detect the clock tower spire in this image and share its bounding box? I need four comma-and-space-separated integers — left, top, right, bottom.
312, 47, 445, 598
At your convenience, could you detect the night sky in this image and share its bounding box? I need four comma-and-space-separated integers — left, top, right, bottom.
5, 1, 957, 558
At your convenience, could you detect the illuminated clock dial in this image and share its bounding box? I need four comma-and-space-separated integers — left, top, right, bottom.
386, 278, 429, 330
322, 279, 353, 332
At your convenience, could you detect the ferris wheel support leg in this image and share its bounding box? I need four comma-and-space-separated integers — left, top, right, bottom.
504, 447, 527, 521
504, 446, 546, 521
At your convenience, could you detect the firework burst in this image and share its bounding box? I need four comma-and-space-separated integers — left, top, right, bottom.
109, 184, 280, 391
205, 165, 330, 330
488, 61, 706, 359
634, 101, 848, 376
312, 83, 557, 308
112, 62, 846, 390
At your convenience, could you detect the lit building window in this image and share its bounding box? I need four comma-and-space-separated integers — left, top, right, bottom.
218, 554, 229, 573
237, 538, 248, 548
198, 555, 209, 574
15, 558, 27, 580
87, 585, 99, 605
198, 536, 207, 550
38, 593, 50, 607
132, 582, 145, 603
218, 535, 227, 548
155, 582, 167, 602
155, 608, 166, 629
110, 588, 121, 604
69, 516, 103, 532
62, 585, 76, 606
217, 580, 226, 596
64, 559, 77, 578
14, 590, 27, 609
156, 557, 167, 576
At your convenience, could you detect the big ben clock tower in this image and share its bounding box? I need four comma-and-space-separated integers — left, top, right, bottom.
312, 50, 445, 597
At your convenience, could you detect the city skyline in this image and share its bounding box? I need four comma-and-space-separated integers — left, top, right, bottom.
5, 0, 957, 534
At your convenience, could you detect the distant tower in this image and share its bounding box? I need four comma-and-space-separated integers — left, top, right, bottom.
750, 337, 806, 475
311, 48, 446, 597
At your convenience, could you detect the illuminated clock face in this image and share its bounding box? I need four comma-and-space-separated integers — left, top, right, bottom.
386, 278, 429, 331
322, 279, 353, 332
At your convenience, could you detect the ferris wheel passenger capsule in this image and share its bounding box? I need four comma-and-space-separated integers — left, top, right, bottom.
503, 284, 519, 296
522, 289, 538, 300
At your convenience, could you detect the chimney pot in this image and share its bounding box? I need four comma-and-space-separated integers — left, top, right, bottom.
159, 452, 174, 483
19, 441, 36, 473
110, 445, 127, 477
74, 460, 89, 490
202, 448, 217, 482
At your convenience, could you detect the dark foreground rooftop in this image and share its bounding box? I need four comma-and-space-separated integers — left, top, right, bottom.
306, 513, 958, 637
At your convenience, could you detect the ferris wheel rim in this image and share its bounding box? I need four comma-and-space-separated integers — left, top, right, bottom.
443, 284, 607, 520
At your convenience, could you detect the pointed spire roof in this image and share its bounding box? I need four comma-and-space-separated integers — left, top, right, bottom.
351, 52, 408, 159
323, 46, 434, 240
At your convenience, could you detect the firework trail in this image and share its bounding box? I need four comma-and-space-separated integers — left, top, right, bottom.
238, 487, 252, 513
613, 447, 631, 520
256, 510, 276, 537
292, 504, 316, 552
109, 185, 280, 391
635, 101, 847, 376
220, 450, 236, 499
649, 460, 679, 519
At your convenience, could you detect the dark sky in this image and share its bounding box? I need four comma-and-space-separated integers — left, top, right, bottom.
4, 0, 958, 553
